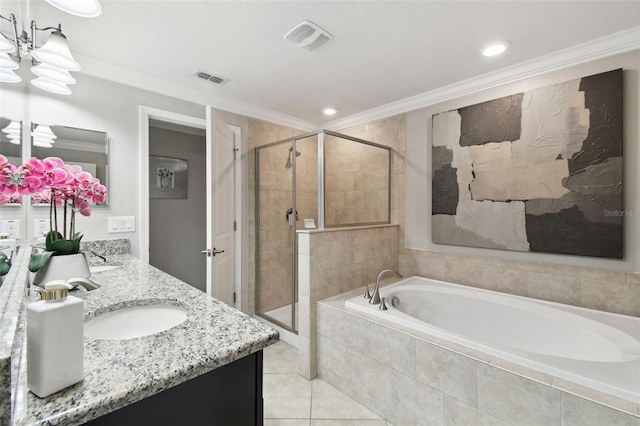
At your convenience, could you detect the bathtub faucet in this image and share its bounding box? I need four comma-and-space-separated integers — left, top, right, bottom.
369, 269, 402, 306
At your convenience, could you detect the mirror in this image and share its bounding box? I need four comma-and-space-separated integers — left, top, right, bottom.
0, 117, 22, 205
31, 123, 108, 205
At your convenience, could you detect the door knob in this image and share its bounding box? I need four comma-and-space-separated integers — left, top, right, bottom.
202, 248, 225, 257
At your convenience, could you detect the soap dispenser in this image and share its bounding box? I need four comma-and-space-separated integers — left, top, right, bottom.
27, 280, 84, 398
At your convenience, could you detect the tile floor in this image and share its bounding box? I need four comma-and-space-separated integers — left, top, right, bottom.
263, 341, 390, 426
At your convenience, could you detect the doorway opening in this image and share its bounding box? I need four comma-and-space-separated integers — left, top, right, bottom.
148, 120, 207, 291
140, 106, 241, 308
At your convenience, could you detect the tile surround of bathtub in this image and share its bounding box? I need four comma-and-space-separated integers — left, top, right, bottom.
406, 251, 640, 317
297, 225, 398, 380
317, 296, 640, 425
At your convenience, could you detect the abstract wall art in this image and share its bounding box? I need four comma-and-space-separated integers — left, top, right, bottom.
150, 156, 188, 199
432, 69, 623, 259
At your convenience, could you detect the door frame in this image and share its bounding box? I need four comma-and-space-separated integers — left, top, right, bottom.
139, 106, 240, 303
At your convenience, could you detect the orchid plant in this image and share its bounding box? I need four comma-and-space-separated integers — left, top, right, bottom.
0, 155, 106, 272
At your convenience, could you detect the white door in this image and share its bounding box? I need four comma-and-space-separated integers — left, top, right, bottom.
205, 107, 236, 305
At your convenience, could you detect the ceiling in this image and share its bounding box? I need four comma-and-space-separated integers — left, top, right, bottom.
1, 1, 639, 128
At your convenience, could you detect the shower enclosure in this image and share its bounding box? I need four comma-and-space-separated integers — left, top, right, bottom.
255, 130, 391, 333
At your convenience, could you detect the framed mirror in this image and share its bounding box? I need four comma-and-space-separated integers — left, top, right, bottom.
31, 123, 108, 205
0, 117, 22, 205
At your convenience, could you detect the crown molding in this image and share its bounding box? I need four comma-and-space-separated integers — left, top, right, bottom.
74, 54, 319, 132
323, 26, 640, 131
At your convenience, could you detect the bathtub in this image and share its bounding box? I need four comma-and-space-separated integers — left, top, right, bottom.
345, 276, 640, 404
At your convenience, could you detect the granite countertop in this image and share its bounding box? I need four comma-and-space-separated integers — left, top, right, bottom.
11, 254, 279, 425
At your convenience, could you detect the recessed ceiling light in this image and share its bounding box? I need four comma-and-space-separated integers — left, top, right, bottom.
323, 108, 337, 116
481, 40, 511, 57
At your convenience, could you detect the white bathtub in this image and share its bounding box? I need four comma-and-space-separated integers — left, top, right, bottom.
345, 276, 640, 404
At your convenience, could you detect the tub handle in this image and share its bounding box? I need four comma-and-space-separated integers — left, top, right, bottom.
363, 285, 372, 300
379, 297, 388, 311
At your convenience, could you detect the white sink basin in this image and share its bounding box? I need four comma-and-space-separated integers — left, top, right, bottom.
85, 304, 188, 340
89, 264, 120, 273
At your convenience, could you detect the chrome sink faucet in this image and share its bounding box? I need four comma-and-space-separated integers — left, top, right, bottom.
369, 269, 402, 306
68, 277, 101, 291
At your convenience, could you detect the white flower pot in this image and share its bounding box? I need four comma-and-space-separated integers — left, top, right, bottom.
33, 253, 91, 286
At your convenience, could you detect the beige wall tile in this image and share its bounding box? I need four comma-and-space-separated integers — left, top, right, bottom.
311, 379, 383, 420
562, 393, 640, 426
415, 257, 445, 281
416, 340, 477, 406
444, 261, 483, 287
481, 265, 527, 296
580, 278, 640, 317
369, 397, 417, 426
477, 363, 562, 425
350, 354, 396, 407
526, 272, 580, 305
444, 396, 510, 426
319, 306, 370, 354
390, 372, 445, 424
318, 333, 353, 382
579, 267, 628, 283
369, 323, 416, 377
317, 365, 368, 410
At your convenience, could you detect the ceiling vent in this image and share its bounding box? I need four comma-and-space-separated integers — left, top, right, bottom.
193, 69, 227, 85
284, 20, 332, 51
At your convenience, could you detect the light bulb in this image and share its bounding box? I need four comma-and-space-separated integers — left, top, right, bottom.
44, 0, 102, 18
31, 77, 72, 95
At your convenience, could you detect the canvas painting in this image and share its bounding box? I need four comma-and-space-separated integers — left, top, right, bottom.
431, 68, 623, 259
150, 156, 188, 199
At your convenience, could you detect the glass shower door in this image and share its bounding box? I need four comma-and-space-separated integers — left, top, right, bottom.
256, 141, 296, 331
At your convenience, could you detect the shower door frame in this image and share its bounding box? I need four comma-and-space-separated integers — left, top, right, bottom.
254, 130, 392, 333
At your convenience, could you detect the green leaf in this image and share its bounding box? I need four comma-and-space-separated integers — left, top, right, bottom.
45, 231, 64, 251
29, 251, 53, 273
0, 253, 10, 276
72, 232, 84, 242
48, 239, 76, 255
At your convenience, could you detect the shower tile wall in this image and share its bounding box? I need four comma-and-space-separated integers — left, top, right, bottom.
324, 136, 389, 226
248, 119, 306, 316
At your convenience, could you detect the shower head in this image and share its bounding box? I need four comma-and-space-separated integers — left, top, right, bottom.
289, 147, 301, 157
285, 147, 301, 168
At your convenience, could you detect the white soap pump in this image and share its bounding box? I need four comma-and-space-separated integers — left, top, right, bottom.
27, 280, 84, 398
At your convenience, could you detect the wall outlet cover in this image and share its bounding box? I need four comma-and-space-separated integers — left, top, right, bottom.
0, 220, 20, 239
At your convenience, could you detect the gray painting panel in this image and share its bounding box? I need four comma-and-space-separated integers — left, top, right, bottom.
433, 146, 454, 171
459, 93, 523, 147
432, 167, 459, 215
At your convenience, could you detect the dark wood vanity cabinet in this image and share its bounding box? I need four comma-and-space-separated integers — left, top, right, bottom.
85, 351, 263, 426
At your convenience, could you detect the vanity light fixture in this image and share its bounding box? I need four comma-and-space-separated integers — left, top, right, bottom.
2, 120, 20, 136
33, 140, 54, 148
0, 13, 80, 94
2, 120, 21, 144
44, 0, 102, 18
32, 124, 57, 140
481, 40, 511, 57
323, 107, 337, 116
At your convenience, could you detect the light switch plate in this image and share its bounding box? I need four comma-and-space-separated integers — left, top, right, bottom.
108, 216, 135, 233
0, 220, 20, 239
